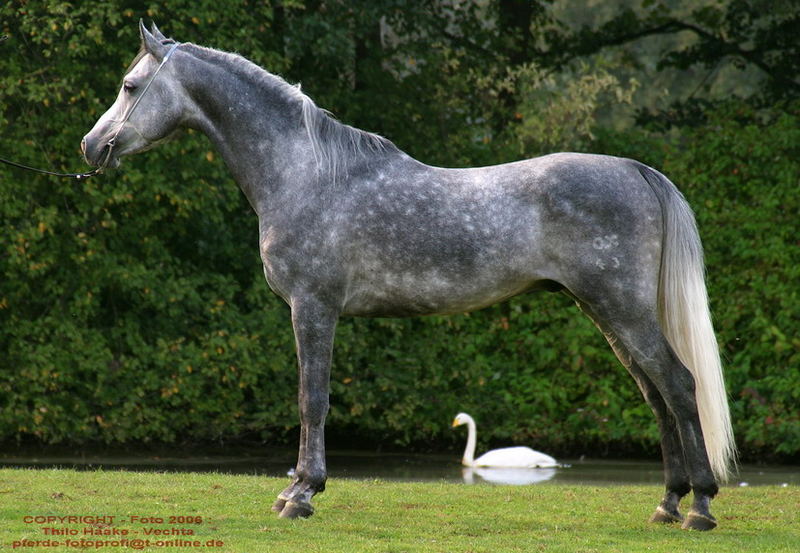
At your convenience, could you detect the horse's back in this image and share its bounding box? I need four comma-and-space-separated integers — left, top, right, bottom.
336, 152, 663, 316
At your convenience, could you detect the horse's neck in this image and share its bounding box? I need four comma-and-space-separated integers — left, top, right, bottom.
183, 60, 315, 213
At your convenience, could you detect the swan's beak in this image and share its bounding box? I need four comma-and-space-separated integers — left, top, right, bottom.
451, 418, 460, 428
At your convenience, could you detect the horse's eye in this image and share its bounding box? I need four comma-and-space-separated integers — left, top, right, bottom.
123, 81, 137, 93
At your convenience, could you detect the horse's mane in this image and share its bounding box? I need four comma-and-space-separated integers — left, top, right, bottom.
183, 43, 398, 180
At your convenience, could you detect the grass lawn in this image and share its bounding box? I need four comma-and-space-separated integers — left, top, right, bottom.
0, 468, 797, 552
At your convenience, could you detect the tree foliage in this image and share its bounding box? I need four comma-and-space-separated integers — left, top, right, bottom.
541, 0, 800, 127
0, 1, 797, 461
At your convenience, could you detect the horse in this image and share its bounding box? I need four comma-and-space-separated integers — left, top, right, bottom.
82, 22, 735, 530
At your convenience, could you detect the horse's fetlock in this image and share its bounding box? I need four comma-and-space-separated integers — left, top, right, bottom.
295, 468, 326, 490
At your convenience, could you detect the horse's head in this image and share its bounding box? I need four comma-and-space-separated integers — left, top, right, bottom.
82, 21, 186, 169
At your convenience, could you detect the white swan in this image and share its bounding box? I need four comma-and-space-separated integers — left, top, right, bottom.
452, 412, 558, 468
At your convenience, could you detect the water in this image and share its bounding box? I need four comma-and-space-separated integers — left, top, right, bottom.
1, 446, 797, 487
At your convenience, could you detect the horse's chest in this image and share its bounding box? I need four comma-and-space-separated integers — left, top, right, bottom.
258, 226, 341, 302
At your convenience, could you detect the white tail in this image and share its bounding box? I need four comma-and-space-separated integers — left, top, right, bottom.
640, 165, 737, 482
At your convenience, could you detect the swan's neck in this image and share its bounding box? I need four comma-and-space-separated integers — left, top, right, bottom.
462, 418, 477, 467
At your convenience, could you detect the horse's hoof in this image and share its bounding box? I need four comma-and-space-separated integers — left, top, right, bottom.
681, 510, 717, 531
271, 497, 287, 513
279, 500, 314, 519
649, 505, 683, 524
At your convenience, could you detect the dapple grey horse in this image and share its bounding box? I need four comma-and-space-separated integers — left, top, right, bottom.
82, 22, 735, 530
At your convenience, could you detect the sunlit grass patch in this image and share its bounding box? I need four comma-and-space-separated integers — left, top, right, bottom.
0, 469, 797, 552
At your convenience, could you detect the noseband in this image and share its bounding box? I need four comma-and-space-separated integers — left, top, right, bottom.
0, 41, 179, 180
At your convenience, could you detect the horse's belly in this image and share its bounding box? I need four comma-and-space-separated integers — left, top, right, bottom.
341, 268, 537, 317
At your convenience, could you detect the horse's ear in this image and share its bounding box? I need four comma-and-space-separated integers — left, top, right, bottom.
150, 22, 168, 43
139, 19, 168, 61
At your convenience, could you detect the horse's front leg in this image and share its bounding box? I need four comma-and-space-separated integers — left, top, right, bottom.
272, 295, 338, 519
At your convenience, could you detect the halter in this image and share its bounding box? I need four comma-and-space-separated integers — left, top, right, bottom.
0, 41, 180, 180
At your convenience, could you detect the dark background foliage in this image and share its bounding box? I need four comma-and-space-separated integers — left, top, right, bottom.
1, 1, 797, 462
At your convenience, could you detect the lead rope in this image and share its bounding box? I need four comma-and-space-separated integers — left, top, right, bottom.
0, 156, 104, 180
0, 40, 179, 180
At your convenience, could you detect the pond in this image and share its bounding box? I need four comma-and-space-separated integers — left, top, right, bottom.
1, 446, 796, 487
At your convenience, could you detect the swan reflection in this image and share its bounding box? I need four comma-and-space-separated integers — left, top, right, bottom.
462, 466, 557, 485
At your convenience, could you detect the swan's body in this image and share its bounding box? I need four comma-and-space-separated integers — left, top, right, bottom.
452, 412, 558, 468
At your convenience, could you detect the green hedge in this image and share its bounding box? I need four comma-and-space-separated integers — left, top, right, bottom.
661, 104, 800, 458
1, 4, 797, 462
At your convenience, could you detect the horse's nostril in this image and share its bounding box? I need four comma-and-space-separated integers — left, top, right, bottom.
80, 138, 87, 155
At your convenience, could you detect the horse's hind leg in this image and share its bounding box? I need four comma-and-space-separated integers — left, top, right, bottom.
621, 327, 719, 529
573, 297, 719, 530
577, 302, 690, 523
634, 366, 693, 525
622, 365, 693, 524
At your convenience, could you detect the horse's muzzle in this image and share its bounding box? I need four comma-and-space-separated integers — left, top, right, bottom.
81, 134, 117, 168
